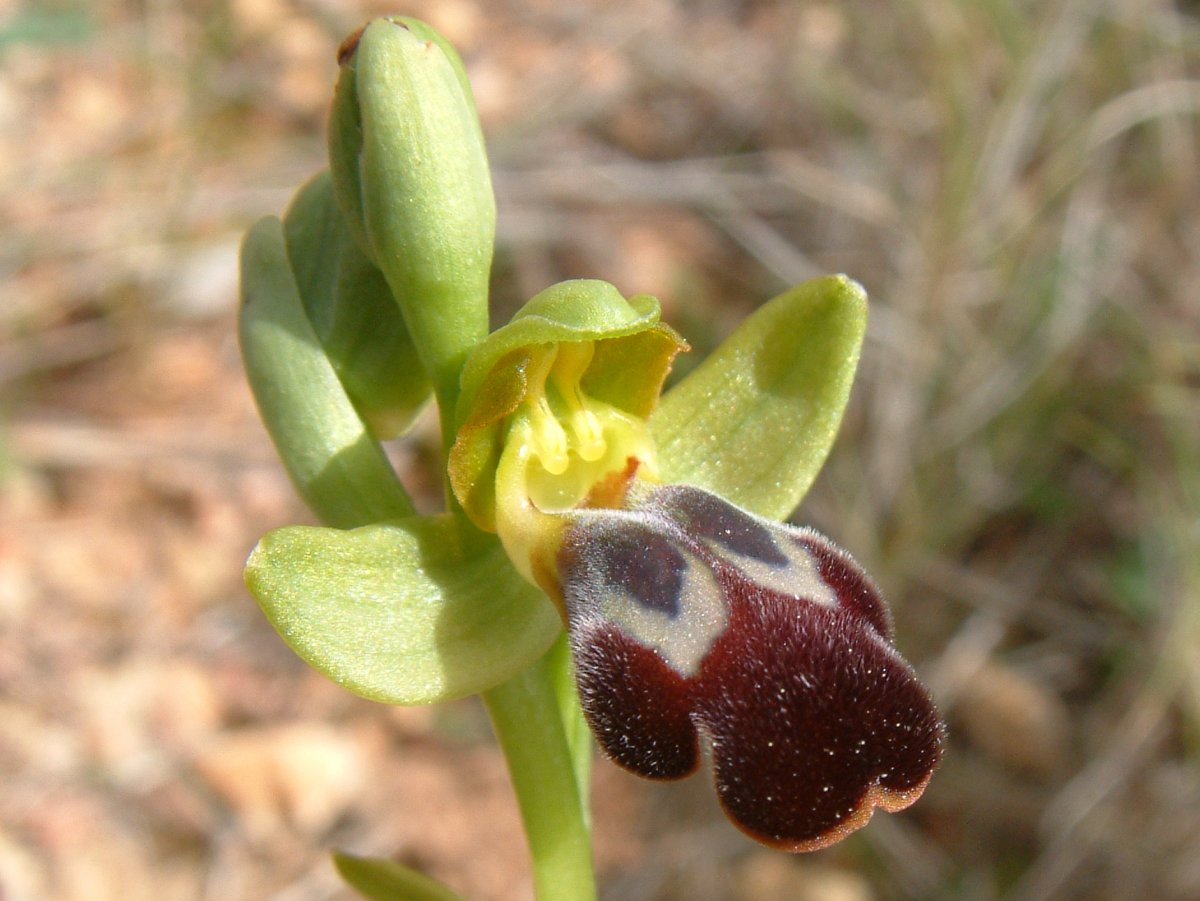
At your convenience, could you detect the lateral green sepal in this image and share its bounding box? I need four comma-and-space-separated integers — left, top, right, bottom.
244, 513, 561, 705
651, 274, 867, 520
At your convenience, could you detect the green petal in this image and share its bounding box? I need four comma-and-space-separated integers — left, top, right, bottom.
244, 514, 561, 704
651, 275, 867, 521
333, 851, 466, 901
238, 216, 415, 527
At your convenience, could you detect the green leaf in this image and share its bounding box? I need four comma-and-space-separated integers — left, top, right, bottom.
651, 275, 867, 521
333, 851, 466, 901
238, 216, 416, 527
245, 513, 562, 704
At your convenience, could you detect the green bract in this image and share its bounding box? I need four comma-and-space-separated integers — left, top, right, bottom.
238, 216, 416, 528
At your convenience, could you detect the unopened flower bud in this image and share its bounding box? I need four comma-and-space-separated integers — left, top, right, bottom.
329, 17, 495, 408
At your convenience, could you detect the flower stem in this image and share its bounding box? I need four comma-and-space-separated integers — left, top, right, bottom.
544, 633, 593, 816
483, 636, 596, 901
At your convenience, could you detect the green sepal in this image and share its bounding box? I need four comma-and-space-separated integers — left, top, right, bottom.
282, 172, 432, 439
333, 851, 466, 901
329, 17, 495, 405
457, 279, 683, 423
449, 279, 685, 529
237, 216, 415, 527
244, 513, 562, 705
651, 274, 867, 521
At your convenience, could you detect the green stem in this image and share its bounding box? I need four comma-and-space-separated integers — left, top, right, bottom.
484, 641, 596, 901
544, 633, 593, 815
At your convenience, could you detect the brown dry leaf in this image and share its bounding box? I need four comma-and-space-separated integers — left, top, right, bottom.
612, 213, 719, 304
229, 0, 291, 38
0, 532, 38, 626
33, 517, 149, 614
274, 16, 337, 117
0, 701, 83, 777
410, 0, 485, 52
796, 5, 849, 60
18, 790, 201, 901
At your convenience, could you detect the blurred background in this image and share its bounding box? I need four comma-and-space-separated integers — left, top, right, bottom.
2, 0, 1199, 898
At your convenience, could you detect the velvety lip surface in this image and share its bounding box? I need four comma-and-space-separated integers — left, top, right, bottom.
564, 485, 944, 850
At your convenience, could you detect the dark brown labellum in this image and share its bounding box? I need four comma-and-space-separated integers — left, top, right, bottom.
559, 485, 944, 851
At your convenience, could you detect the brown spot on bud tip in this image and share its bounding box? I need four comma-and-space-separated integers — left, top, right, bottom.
336, 25, 367, 65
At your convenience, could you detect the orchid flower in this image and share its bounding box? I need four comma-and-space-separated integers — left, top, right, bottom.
238, 16, 942, 900
444, 277, 943, 851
